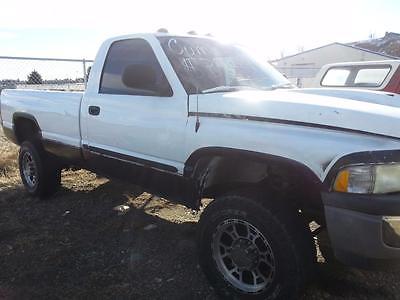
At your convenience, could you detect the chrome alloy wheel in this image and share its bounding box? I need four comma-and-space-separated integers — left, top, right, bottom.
212, 219, 276, 293
22, 151, 38, 188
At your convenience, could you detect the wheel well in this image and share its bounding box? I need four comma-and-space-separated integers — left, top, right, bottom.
13, 115, 41, 144
186, 148, 324, 223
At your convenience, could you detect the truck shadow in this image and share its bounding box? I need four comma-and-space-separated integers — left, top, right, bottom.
0, 178, 215, 299
304, 261, 397, 299
0, 176, 399, 299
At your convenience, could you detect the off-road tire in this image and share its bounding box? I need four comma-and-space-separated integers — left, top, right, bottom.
18, 141, 61, 198
197, 194, 315, 299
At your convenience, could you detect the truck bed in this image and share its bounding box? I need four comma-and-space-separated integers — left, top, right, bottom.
1, 89, 83, 148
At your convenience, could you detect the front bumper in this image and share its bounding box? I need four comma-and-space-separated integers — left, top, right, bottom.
322, 192, 400, 269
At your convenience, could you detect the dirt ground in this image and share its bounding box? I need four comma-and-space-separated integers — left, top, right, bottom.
1, 130, 400, 299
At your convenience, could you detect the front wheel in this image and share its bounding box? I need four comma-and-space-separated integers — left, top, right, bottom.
197, 195, 315, 299
18, 141, 61, 198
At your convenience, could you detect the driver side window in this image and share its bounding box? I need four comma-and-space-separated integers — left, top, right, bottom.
100, 39, 173, 97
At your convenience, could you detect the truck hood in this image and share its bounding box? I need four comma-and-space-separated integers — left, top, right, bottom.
188, 89, 400, 139
294, 88, 400, 108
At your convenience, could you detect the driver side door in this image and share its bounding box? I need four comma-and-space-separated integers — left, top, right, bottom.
82, 38, 188, 175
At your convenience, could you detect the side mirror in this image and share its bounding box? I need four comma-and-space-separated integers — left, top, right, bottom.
122, 64, 157, 92
86, 66, 92, 81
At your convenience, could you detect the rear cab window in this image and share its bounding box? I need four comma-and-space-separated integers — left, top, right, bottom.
321, 65, 391, 88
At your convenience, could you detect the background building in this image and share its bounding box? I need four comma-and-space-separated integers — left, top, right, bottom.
271, 32, 400, 87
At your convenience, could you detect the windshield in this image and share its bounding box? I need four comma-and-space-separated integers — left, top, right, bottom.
157, 36, 291, 94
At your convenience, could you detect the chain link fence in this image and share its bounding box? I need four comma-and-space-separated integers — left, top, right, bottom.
0, 56, 94, 93
0, 57, 322, 91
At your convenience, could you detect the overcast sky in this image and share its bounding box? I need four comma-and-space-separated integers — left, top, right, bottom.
0, 0, 399, 61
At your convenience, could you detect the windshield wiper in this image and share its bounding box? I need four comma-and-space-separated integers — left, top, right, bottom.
201, 83, 294, 94
268, 83, 295, 90
201, 85, 257, 94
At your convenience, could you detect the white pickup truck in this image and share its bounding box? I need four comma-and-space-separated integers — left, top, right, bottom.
2, 33, 400, 299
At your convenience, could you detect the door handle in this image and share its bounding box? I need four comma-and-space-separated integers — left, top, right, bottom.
88, 106, 100, 116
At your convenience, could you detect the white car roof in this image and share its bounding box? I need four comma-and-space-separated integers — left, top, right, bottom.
323, 60, 400, 68
105, 32, 213, 44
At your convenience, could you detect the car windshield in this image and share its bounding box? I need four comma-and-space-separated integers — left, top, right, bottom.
157, 36, 292, 94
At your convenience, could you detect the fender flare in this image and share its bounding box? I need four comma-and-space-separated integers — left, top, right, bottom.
184, 146, 323, 201
12, 112, 42, 143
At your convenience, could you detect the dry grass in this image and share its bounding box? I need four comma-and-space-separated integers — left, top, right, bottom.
0, 130, 19, 190
0, 152, 17, 175
0, 128, 399, 299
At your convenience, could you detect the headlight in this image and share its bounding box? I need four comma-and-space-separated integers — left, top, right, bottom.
333, 164, 400, 194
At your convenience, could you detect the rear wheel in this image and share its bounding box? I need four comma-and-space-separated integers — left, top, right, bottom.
18, 141, 61, 198
197, 194, 315, 299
